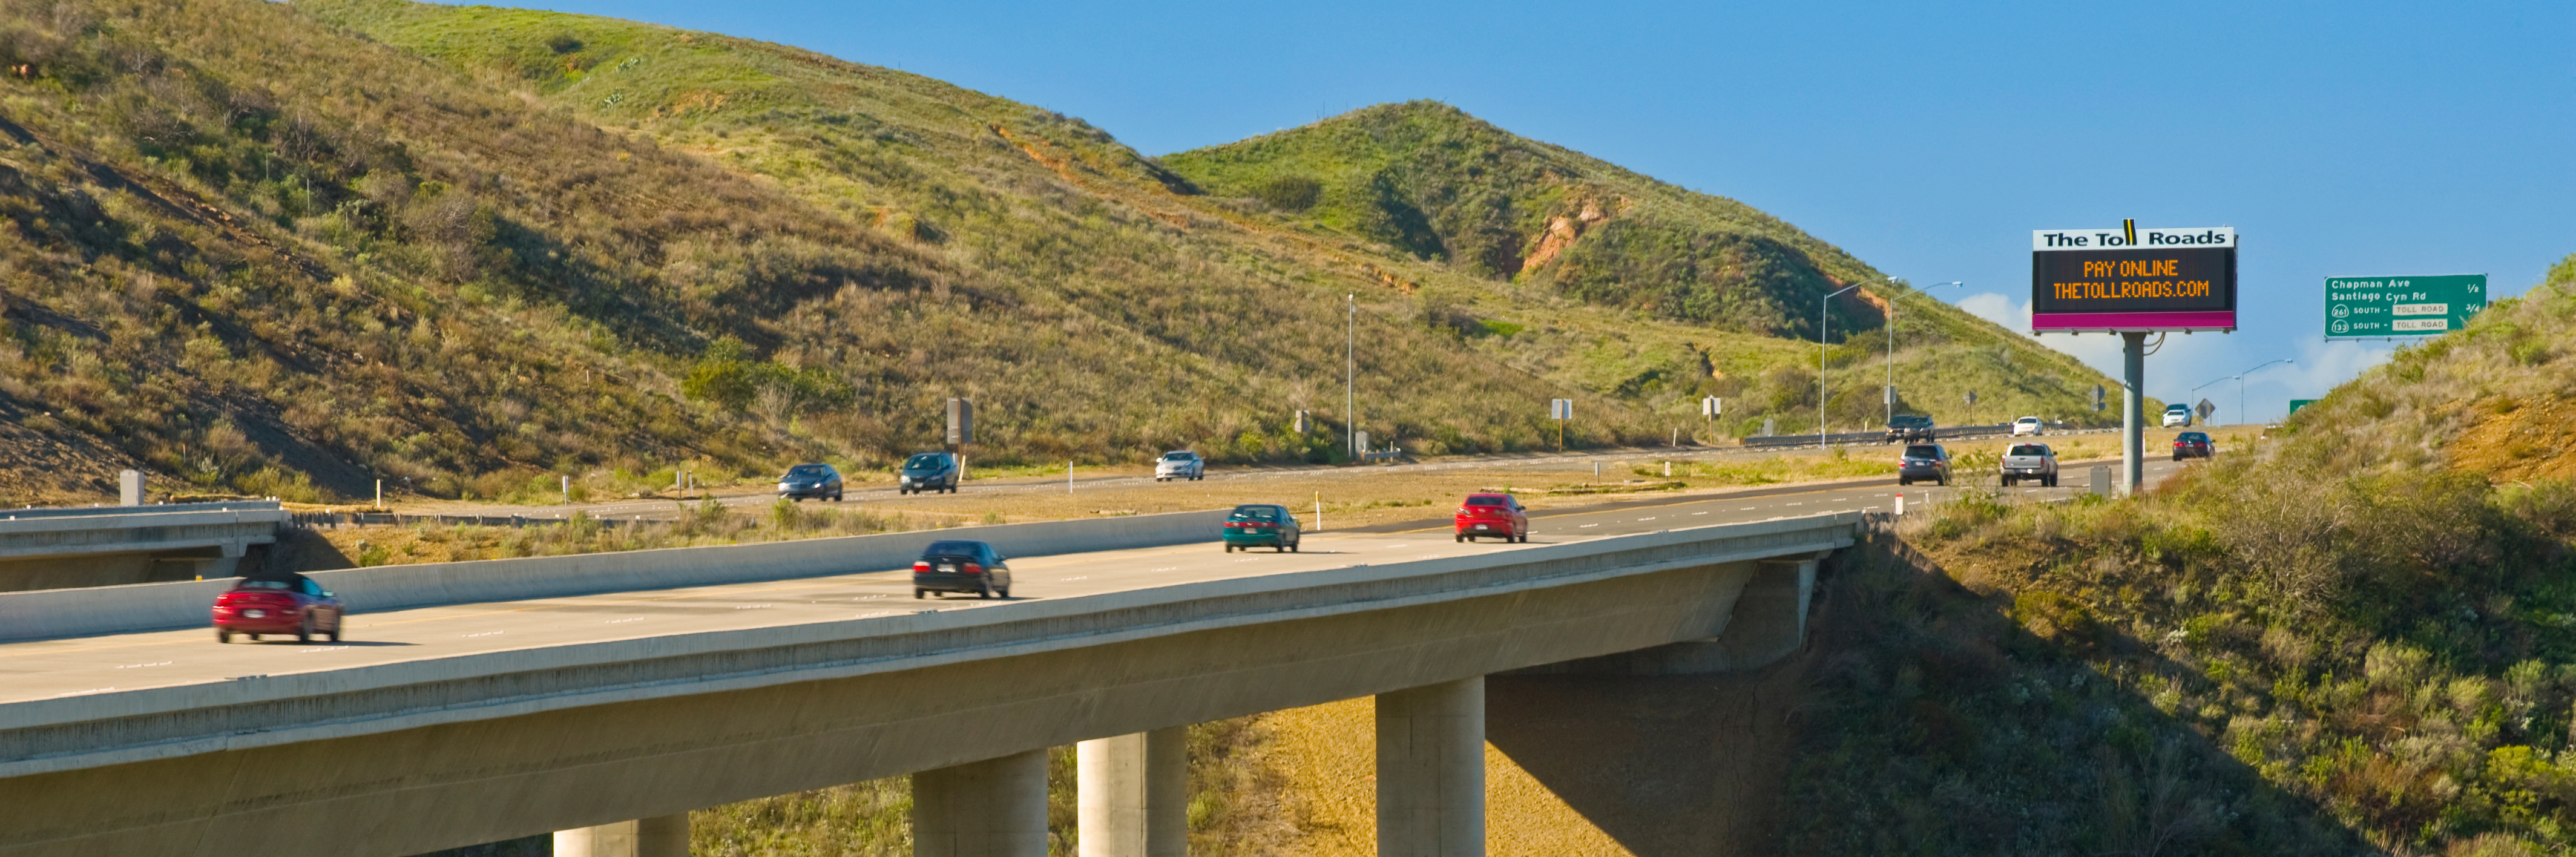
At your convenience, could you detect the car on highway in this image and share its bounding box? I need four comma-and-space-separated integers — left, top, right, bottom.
898, 452, 960, 494
1155, 451, 1205, 482
2162, 403, 2193, 428
1897, 444, 1952, 487
777, 462, 844, 502
1885, 414, 1935, 443
2173, 430, 2213, 460
1453, 493, 1529, 543
213, 573, 343, 643
913, 539, 1011, 599
2012, 416, 2046, 436
1221, 504, 1302, 553
2002, 443, 2058, 487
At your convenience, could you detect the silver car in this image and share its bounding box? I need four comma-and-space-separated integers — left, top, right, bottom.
1155, 450, 1204, 482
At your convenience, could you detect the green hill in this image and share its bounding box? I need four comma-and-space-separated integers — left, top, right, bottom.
1798, 258, 2576, 855
0, 0, 2127, 505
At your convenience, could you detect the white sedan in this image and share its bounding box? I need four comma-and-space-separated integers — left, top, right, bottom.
2011, 416, 2045, 436
1154, 450, 1205, 481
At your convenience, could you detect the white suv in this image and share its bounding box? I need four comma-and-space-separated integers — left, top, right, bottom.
1154, 450, 1204, 482
2011, 416, 2045, 436
2161, 404, 2193, 428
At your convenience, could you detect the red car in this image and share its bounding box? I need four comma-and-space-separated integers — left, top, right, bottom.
214, 574, 344, 643
1454, 493, 1530, 543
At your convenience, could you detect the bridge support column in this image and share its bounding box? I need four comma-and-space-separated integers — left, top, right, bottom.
552, 813, 689, 857
915, 749, 1051, 857
1077, 726, 1187, 857
1378, 677, 1485, 857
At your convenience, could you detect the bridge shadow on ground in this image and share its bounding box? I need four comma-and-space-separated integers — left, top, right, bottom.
1491, 525, 2380, 856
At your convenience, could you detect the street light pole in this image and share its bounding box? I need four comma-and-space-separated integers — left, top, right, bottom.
1346, 294, 1355, 460
1883, 280, 1963, 425
1819, 280, 1871, 449
2193, 358, 2293, 427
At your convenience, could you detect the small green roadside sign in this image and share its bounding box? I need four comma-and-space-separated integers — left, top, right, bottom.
2288, 399, 2317, 415
2325, 274, 2485, 338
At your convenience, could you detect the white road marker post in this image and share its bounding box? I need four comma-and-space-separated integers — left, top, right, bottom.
1068, 461, 1074, 494
1315, 492, 1324, 532
1896, 494, 1905, 516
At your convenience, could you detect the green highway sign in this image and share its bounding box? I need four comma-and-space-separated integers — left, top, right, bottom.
2288, 399, 2317, 415
2325, 274, 2485, 338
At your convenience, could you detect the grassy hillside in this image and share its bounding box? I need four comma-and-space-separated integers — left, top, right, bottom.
0, 0, 2126, 507
1788, 257, 2576, 855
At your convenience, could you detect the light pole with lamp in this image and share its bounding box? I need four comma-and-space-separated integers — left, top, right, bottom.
1881, 280, 1963, 425
1818, 278, 1888, 449
2192, 358, 2293, 427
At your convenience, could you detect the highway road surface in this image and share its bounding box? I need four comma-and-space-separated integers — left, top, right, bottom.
0, 456, 2190, 704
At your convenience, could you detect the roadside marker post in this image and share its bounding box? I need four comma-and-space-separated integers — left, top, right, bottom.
1896, 494, 1904, 516
1315, 492, 1323, 531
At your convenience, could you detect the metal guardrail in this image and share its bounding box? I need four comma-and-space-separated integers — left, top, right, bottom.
1738, 424, 2023, 448
290, 511, 648, 529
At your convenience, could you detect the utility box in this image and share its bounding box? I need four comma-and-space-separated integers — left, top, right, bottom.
945, 398, 974, 445
1353, 430, 1370, 455
119, 470, 143, 506
2092, 466, 2112, 496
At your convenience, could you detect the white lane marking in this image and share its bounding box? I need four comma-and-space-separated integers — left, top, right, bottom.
54, 687, 116, 697
607, 617, 645, 624
855, 594, 887, 601
858, 610, 904, 618
1234, 558, 1260, 563
1692, 511, 1709, 515
1059, 576, 1089, 581
1579, 524, 1599, 528
1638, 517, 1657, 521
464, 631, 504, 638
1740, 507, 1756, 511
1152, 566, 1179, 573
733, 603, 774, 610
298, 647, 341, 654
115, 662, 172, 669
1786, 502, 1803, 507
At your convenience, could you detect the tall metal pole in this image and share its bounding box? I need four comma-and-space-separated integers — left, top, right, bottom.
1883, 280, 1962, 425
2121, 332, 2145, 495
1819, 282, 1864, 450
1347, 294, 1356, 461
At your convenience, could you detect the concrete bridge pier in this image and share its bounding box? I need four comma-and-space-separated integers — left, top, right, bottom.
1077, 727, 1187, 857
1378, 677, 1486, 857
915, 749, 1051, 857
552, 814, 688, 857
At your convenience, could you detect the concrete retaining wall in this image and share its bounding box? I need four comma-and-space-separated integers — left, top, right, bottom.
0, 510, 1229, 644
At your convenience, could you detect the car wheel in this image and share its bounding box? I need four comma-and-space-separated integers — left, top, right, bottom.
978, 580, 994, 600
248, 634, 260, 642
1290, 541, 1300, 553
834, 492, 844, 502
216, 628, 232, 644
326, 620, 341, 643
1224, 544, 1234, 553
1455, 534, 1465, 543
999, 584, 1011, 599
296, 614, 313, 643
1275, 544, 1286, 553
1898, 478, 1910, 487
914, 589, 924, 599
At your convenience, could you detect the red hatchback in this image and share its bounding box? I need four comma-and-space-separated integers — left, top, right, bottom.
1454, 493, 1530, 543
213, 574, 344, 643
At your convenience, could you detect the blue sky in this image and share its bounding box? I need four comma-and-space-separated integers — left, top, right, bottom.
558, 0, 2568, 422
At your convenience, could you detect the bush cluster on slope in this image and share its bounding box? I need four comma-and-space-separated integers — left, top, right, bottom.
1790, 259, 2576, 855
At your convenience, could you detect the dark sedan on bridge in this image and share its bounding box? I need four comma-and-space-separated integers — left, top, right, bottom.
213, 573, 343, 643
913, 539, 1011, 599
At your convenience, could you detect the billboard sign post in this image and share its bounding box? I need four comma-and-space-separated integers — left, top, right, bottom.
2032, 221, 2239, 496
2325, 274, 2485, 339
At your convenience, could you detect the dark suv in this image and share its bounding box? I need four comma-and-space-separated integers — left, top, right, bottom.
1898, 443, 1952, 487
1885, 415, 1935, 443
777, 462, 844, 502
898, 452, 959, 495
913, 539, 1011, 599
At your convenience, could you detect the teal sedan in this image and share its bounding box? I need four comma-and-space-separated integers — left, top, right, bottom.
1221, 504, 1302, 553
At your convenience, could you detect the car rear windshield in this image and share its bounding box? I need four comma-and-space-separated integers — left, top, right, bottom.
1888, 416, 1930, 427
1464, 496, 1506, 507
923, 540, 984, 557
2180, 433, 2208, 441
905, 454, 946, 469
1162, 451, 1194, 461
2167, 404, 2191, 413
1229, 507, 1278, 520
237, 580, 291, 590
2017, 417, 2040, 424
1905, 445, 1943, 459
787, 464, 830, 477
2008, 445, 2048, 456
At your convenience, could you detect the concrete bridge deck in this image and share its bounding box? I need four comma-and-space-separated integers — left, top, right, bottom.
0, 503, 1862, 857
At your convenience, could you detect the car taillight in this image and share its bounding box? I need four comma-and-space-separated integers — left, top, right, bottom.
913, 561, 930, 573
964, 563, 983, 575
